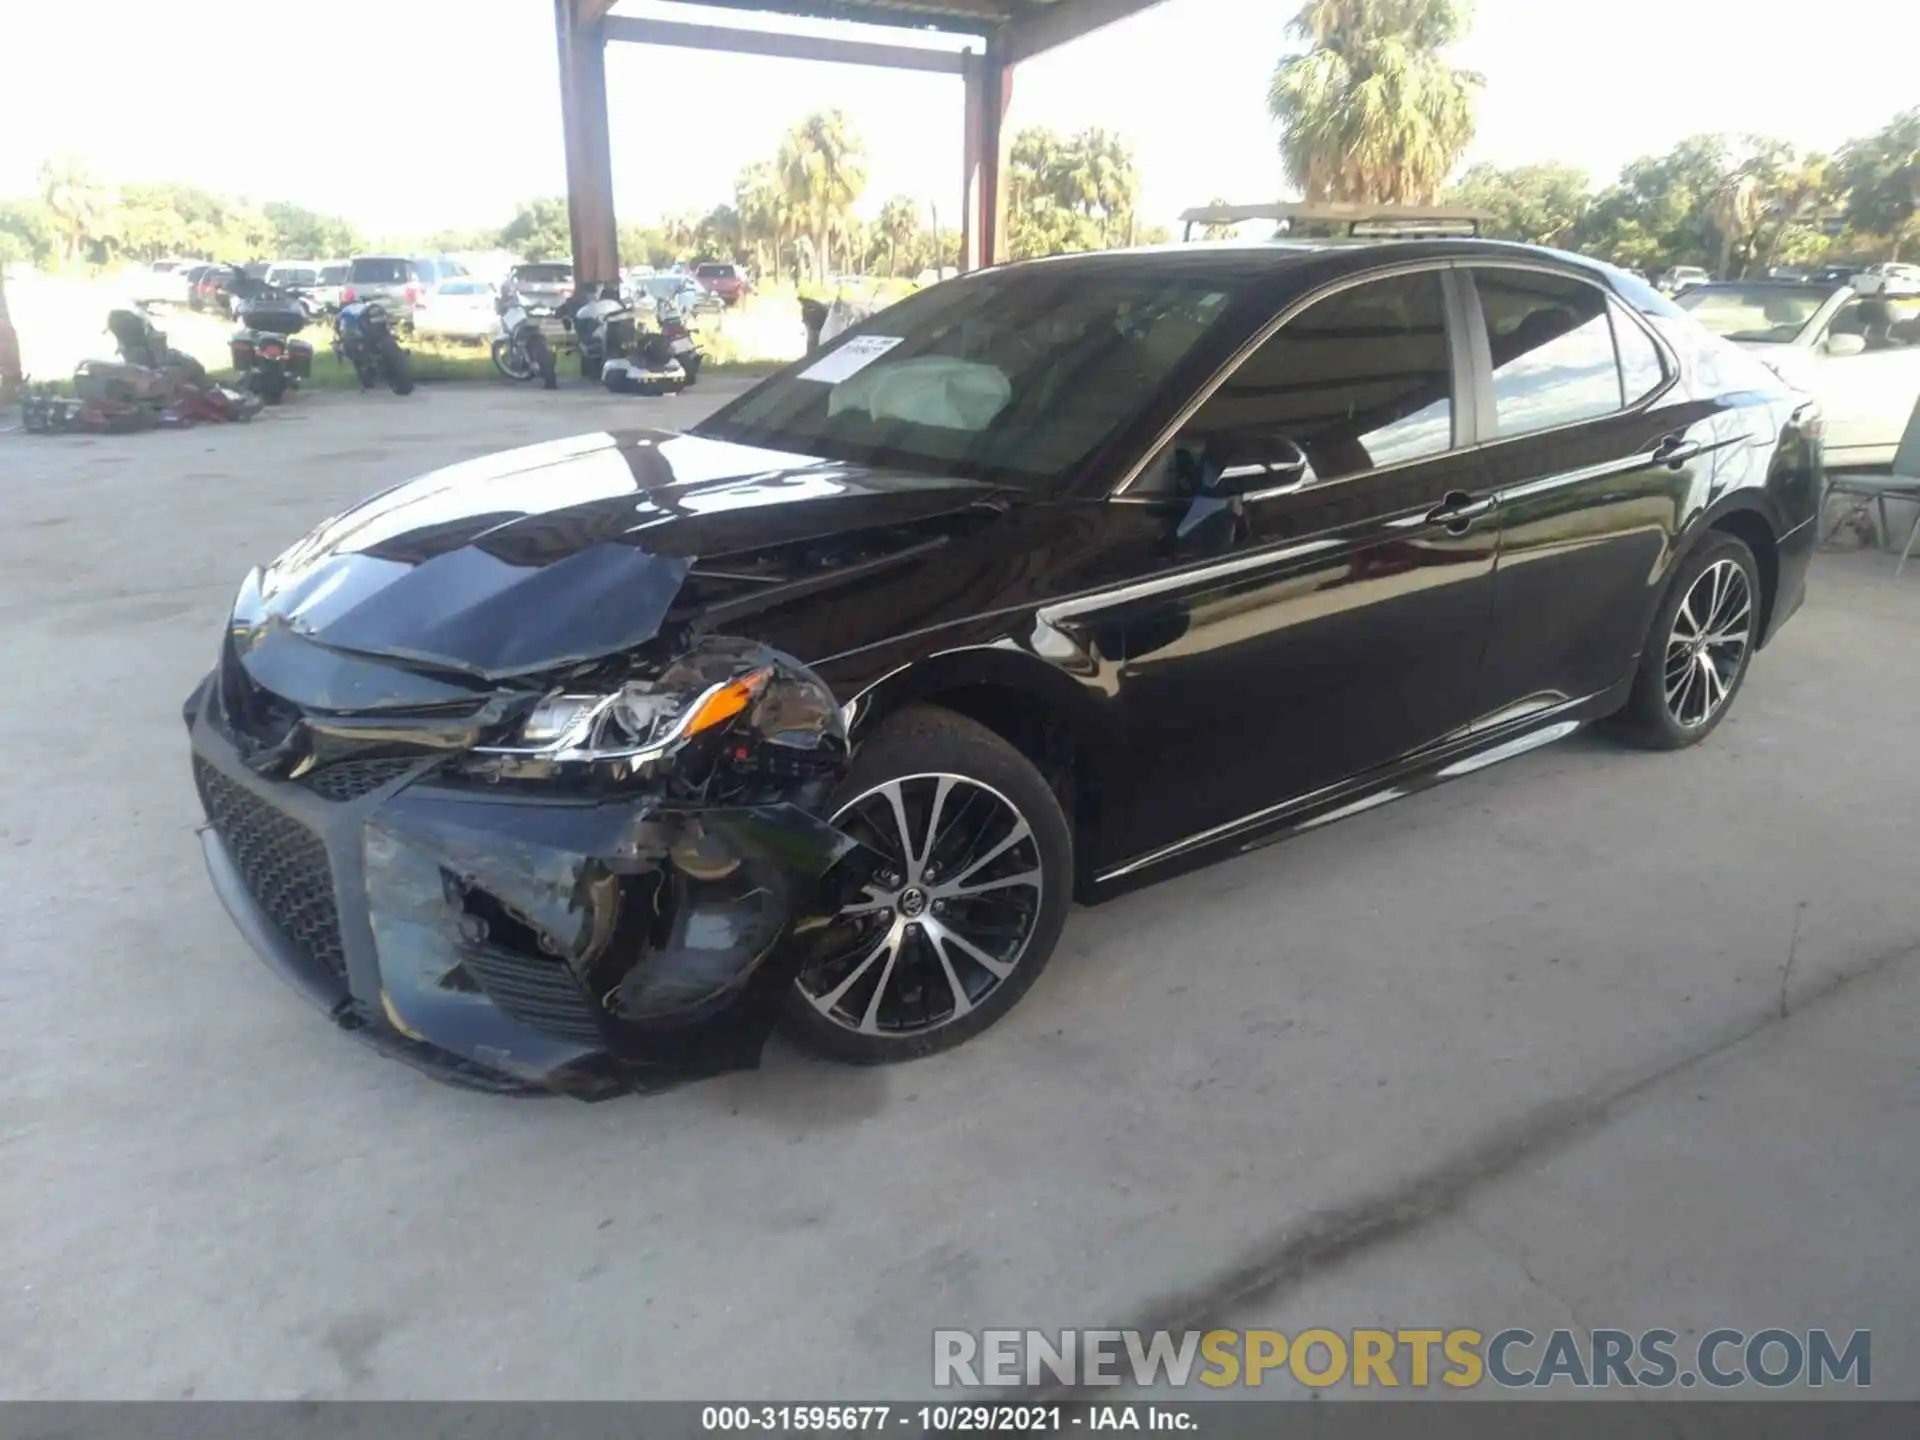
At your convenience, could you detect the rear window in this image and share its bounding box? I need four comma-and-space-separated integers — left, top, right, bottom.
320, 265, 348, 284
1676, 284, 1835, 343
272, 268, 317, 287
349, 257, 411, 284
515, 264, 573, 283
696, 263, 737, 278
441, 280, 489, 295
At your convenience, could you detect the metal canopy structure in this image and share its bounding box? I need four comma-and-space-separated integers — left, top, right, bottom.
1177, 202, 1491, 241
555, 0, 1171, 283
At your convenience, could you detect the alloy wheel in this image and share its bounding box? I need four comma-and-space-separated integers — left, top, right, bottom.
1664, 558, 1753, 728
795, 774, 1044, 1038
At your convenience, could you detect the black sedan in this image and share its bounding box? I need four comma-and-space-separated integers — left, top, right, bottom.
186, 239, 1822, 1094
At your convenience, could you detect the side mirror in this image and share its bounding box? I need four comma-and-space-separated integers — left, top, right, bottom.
1824, 333, 1867, 357
1203, 432, 1310, 497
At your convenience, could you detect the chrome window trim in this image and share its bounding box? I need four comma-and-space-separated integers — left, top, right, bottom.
1455, 259, 1681, 452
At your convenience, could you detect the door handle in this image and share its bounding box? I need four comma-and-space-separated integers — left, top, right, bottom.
1424, 491, 1495, 533
1653, 436, 1703, 468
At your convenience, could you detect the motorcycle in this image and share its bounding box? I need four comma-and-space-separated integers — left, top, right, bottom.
555, 281, 634, 381
106, 306, 208, 386
491, 285, 558, 389
600, 294, 700, 396
228, 281, 315, 404
332, 300, 416, 395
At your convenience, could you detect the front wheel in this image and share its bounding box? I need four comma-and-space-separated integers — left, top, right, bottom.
1611, 531, 1761, 749
491, 336, 533, 381
783, 705, 1072, 1064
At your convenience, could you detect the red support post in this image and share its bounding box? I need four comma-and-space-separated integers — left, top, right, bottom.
555, 0, 621, 287
960, 42, 1012, 272
0, 268, 20, 401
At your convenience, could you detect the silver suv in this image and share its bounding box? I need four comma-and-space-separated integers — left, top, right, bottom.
342, 255, 425, 312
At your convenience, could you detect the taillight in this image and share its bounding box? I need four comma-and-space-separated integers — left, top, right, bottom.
259, 342, 284, 360
404, 284, 420, 304
342, 286, 357, 303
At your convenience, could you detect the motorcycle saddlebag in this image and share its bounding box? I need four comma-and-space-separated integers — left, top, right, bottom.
287, 337, 315, 378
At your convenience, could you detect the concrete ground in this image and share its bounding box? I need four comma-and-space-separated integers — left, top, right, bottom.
1, 384, 1915, 1401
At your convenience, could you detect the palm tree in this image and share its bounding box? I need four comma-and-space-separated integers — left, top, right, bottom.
37, 156, 110, 268
778, 110, 867, 282
735, 162, 788, 280
876, 196, 920, 277
1268, 0, 1482, 205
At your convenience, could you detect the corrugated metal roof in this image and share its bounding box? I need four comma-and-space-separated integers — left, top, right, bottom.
653, 0, 1075, 38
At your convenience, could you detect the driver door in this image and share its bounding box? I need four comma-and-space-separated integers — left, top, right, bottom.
1102, 266, 1501, 865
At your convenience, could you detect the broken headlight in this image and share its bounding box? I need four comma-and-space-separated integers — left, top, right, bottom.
482, 668, 772, 769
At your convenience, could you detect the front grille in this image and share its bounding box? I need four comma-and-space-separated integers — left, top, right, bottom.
297, 757, 420, 804
194, 757, 347, 981
459, 944, 606, 1046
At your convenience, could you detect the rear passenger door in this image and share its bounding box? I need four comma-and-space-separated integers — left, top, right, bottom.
1459, 264, 1706, 718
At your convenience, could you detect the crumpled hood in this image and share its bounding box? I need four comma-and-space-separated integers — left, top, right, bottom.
234, 429, 1000, 682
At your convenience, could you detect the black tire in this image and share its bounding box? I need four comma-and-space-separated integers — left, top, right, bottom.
386, 347, 415, 396
782, 704, 1072, 1064
1611, 530, 1762, 750
580, 352, 602, 381
251, 368, 287, 404
490, 337, 531, 381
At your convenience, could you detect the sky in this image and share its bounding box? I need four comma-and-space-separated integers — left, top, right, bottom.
2, 0, 1914, 241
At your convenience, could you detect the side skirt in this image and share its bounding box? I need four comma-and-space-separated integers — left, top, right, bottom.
1086, 680, 1630, 901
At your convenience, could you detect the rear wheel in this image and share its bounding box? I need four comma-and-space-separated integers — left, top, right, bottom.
250, 368, 287, 404
784, 705, 1071, 1064
385, 346, 415, 396
1612, 531, 1761, 749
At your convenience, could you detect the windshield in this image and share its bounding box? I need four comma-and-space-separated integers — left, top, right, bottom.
320, 265, 348, 284
1677, 284, 1834, 342
700, 269, 1242, 486
350, 258, 410, 284
515, 264, 572, 284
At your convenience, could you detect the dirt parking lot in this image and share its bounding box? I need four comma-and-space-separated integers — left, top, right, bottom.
3, 384, 1916, 1400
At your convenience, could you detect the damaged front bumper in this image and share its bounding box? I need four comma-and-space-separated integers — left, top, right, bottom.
184, 672, 871, 1098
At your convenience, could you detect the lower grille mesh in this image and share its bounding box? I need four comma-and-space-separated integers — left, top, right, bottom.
459, 945, 606, 1046
297, 757, 419, 804
195, 757, 348, 981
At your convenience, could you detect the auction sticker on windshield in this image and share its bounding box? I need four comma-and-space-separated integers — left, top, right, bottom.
800, 335, 903, 383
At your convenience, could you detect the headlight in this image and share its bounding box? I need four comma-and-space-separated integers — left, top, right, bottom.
478, 668, 772, 767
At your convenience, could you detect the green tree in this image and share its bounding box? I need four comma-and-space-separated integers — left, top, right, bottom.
1007, 127, 1142, 259
876, 195, 920, 276
0, 198, 57, 267
617, 222, 671, 270
1447, 162, 1589, 245
778, 110, 867, 281
500, 197, 573, 261
735, 160, 790, 280
37, 156, 112, 267
1836, 108, 1920, 259
1268, 0, 1482, 205
263, 201, 362, 259
1573, 134, 1729, 273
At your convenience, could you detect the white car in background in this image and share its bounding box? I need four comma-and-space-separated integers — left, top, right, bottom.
127, 259, 196, 307
411, 276, 499, 342
1679, 279, 1920, 469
